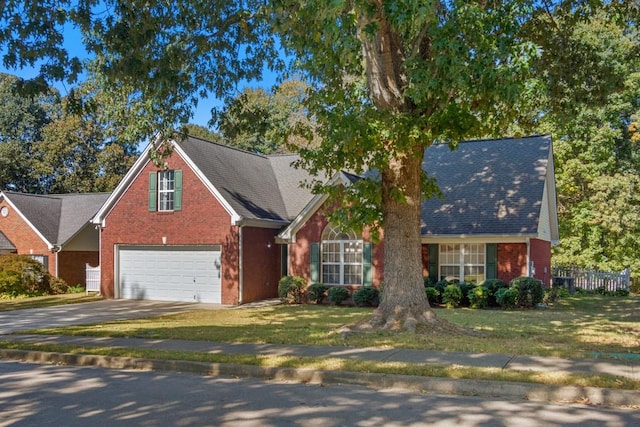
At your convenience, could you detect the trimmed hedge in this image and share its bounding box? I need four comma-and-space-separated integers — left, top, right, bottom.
278, 275, 306, 304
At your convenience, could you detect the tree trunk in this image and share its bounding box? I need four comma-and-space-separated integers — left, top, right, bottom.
355, 1, 442, 333
369, 147, 438, 332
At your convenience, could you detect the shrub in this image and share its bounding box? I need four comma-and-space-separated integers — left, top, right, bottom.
468, 286, 489, 309
425, 287, 440, 305
510, 276, 545, 308
457, 282, 476, 307
433, 280, 449, 303
442, 284, 462, 308
307, 283, 327, 304
630, 277, 640, 295
496, 287, 518, 309
479, 279, 509, 307
0, 255, 67, 297
423, 277, 434, 288
327, 286, 350, 305
352, 287, 379, 307
66, 285, 85, 294
278, 275, 306, 304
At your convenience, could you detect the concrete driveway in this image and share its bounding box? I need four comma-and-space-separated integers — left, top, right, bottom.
0, 300, 224, 335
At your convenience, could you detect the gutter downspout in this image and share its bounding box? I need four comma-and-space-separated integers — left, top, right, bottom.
526, 237, 531, 277
52, 245, 62, 278
238, 224, 244, 305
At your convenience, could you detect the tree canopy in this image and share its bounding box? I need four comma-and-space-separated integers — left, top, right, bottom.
214, 79, 316, 154
0, 74, 139, 193
1, 0, 638, 331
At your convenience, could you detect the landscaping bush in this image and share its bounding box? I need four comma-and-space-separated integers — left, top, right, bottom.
442, 284, 462, 308
425, 286, 440, 305
479, 278, 509, 307
0, 255, 68, 297
509, 276, 545, 308
66, 284, 86, 294
278, 275, 306, 304
423, 277, 434, 288
433, 280, 449, 303
352, 287, 379, 307
327, 286, 350, 305
306, 283, 327, 304
468, 286, 489, 309
495, 287, 518, 309
457, 282, 476, 307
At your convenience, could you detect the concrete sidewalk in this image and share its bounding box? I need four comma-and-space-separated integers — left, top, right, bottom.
4, 333, 639, 380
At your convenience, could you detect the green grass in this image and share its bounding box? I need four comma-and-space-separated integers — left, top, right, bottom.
0, 293, 102, 311
26, 295, 640, 360
2, 340, 638, 391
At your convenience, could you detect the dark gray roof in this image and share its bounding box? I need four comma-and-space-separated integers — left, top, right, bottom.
0, 230, 15, 251
5, 192, 110, 245
421, 135, 552, 236
179, 136, 314, 222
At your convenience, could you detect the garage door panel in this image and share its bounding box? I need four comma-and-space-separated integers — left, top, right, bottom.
118, 246, 221, 303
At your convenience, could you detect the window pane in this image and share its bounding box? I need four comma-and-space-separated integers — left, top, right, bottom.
344, 264, 362, 285
158, 171, 175, 211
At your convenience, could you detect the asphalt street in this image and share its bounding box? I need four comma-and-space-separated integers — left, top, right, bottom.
1, 360, 639, 427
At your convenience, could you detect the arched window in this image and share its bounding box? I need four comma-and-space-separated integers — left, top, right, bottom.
321, 224, 363, 285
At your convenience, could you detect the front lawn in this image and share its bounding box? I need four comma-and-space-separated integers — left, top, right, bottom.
27, 295, 640, 360
0, 293, 102, 311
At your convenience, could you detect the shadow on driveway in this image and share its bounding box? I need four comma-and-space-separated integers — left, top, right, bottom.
0, 299, 225, 335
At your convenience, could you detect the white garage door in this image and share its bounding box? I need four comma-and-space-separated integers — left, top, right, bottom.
117, 246, 222, 303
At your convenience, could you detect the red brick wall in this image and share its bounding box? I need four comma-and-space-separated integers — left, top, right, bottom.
58, 251, 99, 286
497, 243, 527, 284
289, 204, 384, 287
530, 238, 551, 287
99, 152, 240, 304
241, 227, 280, 303
0, 200, 55, 273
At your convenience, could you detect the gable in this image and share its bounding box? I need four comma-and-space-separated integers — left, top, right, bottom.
279, 135, 557, 242
93, 135, 315, 227
421, 135, 552, 237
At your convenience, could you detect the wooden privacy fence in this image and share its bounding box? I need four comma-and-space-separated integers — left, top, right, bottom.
85, 264, 100, 294
552, 266, 631, 292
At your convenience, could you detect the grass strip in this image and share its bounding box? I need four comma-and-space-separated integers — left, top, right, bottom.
0, 294, 102, 311
1, 341, 637, 391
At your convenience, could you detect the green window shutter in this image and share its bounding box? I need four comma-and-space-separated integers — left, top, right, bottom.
363, 242, 373, 286
310, 243, 320, 283
428, 244, 439, 283
173, 170, 183, 211
486, 243, 497, 280
148, 172, 157, 212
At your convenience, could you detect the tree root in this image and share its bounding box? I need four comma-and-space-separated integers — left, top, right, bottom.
339, 305, 481, 338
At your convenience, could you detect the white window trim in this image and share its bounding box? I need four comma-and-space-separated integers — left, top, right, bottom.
158, 171, 175, 212
321, 225, 363, 286
439, 243, 486, 283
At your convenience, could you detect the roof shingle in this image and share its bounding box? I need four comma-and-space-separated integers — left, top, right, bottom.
420, 135, 551, 236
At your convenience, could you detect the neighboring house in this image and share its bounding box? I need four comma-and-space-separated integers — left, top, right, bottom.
0, 191, 110, 286
279, 134, 559, 289
91, 134, 558, 305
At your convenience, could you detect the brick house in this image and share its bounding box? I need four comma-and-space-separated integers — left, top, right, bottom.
91, 134, 558, 304
278, 134, 559, 289
91, 135, 313, 304
0, 191, 109, 286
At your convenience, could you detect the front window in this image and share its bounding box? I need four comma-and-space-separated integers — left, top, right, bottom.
321, 225, 363, 285
439, 244, 485, 283
158, 171, 175, 211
